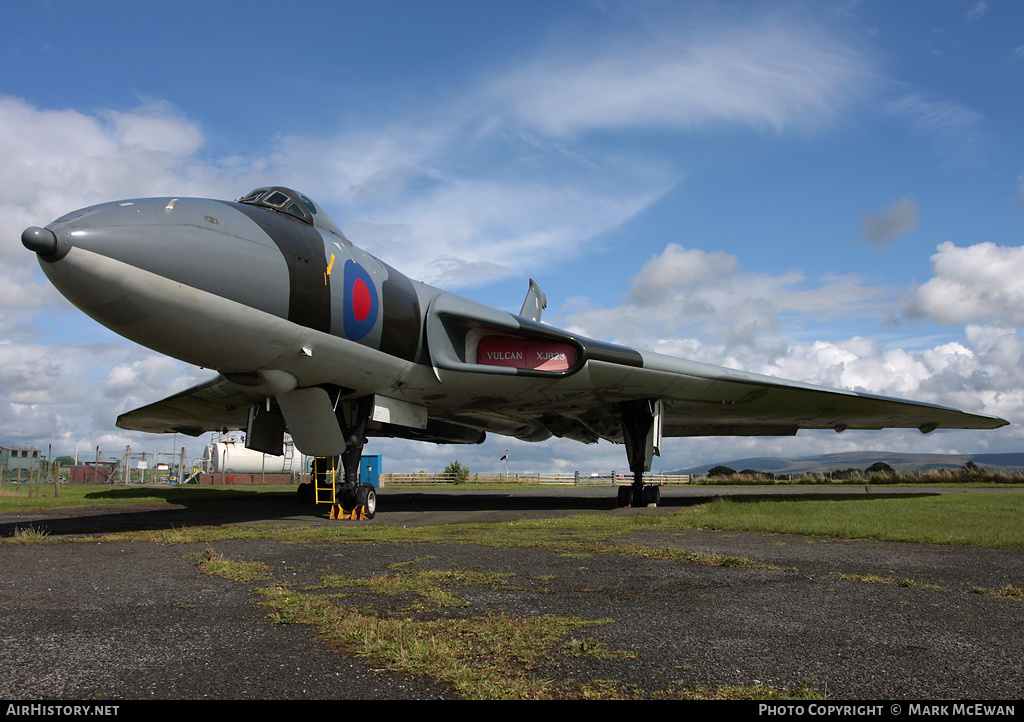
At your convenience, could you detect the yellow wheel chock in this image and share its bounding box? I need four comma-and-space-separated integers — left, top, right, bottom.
330, 504, 370, 521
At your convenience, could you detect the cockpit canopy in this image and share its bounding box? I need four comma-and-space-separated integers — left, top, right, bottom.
237, 187, 347, 240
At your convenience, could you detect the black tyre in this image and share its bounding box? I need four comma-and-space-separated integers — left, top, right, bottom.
616, 485, 632, 507
631, 485, 645, 508
356, 483, 377, 519
642, 484, 661, 507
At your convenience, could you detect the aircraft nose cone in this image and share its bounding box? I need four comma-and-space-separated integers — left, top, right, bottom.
22, 226, 71, 261
22, 226, 58, 255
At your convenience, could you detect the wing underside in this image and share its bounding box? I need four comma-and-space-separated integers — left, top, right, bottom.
617, 354, 1007, 436
117, 377, 252, 437
431, 363, 1006, 444
117, 354, 1007, 452
116, 376, 489, 445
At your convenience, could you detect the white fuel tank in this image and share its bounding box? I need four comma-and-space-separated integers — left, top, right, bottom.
203, 437, 296, 474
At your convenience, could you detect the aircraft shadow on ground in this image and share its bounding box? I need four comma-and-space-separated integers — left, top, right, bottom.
0, 488, 941, 538
0, 487, 701, 538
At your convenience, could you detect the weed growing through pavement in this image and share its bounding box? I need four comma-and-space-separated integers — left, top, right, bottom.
185, 549, 819, 701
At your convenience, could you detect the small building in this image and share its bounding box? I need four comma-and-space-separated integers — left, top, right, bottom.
68, 462, 119, 484
1, 446, 43, 475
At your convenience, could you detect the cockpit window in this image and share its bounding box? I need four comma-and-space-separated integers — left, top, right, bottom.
236, 186, 348, 241
238, 189, 265, 203
237, 186, 314, 226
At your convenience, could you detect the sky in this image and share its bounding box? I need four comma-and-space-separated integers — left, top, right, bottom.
2, 0, 1024, 475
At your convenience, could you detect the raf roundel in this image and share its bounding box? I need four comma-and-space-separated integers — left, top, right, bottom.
343, 259, 379, 341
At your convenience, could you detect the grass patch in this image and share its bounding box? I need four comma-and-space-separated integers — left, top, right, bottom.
195, 544, 270, 582
242, 557, 816, 700
73, 513, 776, 570
690, 492, 1024, 549
0, 484, 293, 513
968, 583, 1024, 600
310, 568, 516, 609
6, 483, 1023, 551
257, 582, 615, 699
660, 681, 821, 700
7, 525, 53, 543
253, 561, 621, 699
995, 584, 1024, 601
838, 573, 895, 584
835, 574, 942, 591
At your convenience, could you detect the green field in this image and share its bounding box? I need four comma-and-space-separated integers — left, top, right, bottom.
3, 482, 1023, 549
0, 482, 289, 512
689, 492, 1024, 549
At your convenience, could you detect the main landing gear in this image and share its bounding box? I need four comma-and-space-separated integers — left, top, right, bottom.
616, 399, 663, 509
296, 395, 377, 519
303, 456, 377, 520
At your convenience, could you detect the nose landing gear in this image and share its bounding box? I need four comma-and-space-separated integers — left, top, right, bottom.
296, 395, 378, 519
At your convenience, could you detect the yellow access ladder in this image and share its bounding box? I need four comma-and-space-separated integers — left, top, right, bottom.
313, 456, 337, 505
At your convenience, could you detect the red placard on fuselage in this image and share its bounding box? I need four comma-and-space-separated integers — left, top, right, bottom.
476, 336, 579, 372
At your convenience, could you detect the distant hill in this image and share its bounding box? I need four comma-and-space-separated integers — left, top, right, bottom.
669, 451, 1024, 476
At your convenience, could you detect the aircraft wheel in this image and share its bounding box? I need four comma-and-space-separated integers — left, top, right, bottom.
616, 486, 632, 507
631, 485, 645, 508
356, 483, 377, 519
642, 484, 661, 507
297, 482, 314, 503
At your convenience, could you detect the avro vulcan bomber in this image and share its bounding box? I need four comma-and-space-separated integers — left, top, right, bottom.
23, 187, 1008, 516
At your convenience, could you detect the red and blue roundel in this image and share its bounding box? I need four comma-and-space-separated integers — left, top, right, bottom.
343, 259, 379, 341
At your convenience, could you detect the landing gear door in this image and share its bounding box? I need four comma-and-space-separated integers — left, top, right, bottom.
246, 404, 285, 456
650, 398, 663, 466
621, 398, 663, 474
277, 388, 347, 457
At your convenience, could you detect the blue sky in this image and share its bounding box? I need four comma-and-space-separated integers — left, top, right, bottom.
3, 1, 1024, 474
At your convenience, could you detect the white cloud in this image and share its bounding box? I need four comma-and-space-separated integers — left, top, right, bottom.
565, 243, 894, 354
0, 96, 220, 216
0, 338, 205, 455
886, 93, 986, 160
263, 119, 675, 289
906, 242, 1024, 326
486, 19, 873, 137
888, 94, 983, 137
628, 244, 738, 305
547, 238, 1023, 469
382, 176, 668, 287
